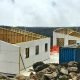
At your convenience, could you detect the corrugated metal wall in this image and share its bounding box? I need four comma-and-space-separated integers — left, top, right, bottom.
59, 47, 80, 64
75, 48, 80, 62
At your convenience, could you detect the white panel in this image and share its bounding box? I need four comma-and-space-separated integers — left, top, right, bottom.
16, 38, 50, 68
0, 40, 19, 74
0, 41, 19, 63
0, 62, 19, 74
0, 53, 19, 62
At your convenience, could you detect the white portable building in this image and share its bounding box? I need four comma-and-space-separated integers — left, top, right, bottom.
0, 27, 50, 74
53, 28, 80, 46
51, 28, 80, 64
16, 38, 50, 71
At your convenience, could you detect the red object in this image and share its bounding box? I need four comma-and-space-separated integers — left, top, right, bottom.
50, 46, 59, 54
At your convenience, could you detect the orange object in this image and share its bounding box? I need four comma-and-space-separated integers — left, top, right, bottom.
50, 46, 59, 54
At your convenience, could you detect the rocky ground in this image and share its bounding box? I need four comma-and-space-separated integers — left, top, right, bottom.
0, 61, 80, 80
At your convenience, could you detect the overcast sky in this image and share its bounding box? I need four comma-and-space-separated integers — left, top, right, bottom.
0, 0, 80, 27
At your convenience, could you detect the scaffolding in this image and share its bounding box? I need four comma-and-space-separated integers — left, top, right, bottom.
0, 27, 47, 44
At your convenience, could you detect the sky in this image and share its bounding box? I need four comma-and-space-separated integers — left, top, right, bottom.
0, 0, 80, 27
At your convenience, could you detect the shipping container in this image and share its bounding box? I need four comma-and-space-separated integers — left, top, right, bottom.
59, 47, 80, 64
75, 48, 80, 62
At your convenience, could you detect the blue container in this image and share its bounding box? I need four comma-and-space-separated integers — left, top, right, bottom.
59, 47, 80, 64
75, 48, 80, 62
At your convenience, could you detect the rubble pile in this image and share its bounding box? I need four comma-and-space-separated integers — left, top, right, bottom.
30, 61, 80, 80
0, 61, 80, 80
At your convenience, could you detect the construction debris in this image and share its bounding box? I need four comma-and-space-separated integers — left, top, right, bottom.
31, 61, 80, 80
0, 61, 80, 80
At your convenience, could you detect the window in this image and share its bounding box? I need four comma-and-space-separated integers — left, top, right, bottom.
45, 43, 48, 52
25, 48, 29, 58
68, 40, 76, 45
57, 38, 64, 46
35, 45, 39, 55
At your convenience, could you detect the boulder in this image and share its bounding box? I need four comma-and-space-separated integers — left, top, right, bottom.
60, 67, 68, 75
68, 61, 78, 67
68, 67, 78, 72
33, 62, 49, 72
15, 74, 26, 80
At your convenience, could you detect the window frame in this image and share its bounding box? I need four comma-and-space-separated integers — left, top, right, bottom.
45, 43, 48, 52
35, 45, 39, 55
25, 48, 29, 58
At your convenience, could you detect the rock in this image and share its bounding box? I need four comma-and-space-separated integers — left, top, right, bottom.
57, 65, 61, 71
39, 67, 51, 74
30, 72, 38, 80
33, 62, 49, 72
72, 76, 77, 80
52, 71, 58, 77
15, 74, 26, 80
44, 71, 58, 78
77, 73, 80, 80
68, 67, 78, 72
42, 75, 51, 80
44, 74, 54, 79
60, 67, 68, 75
59, 75, 69, 80
69, 72, 77, 79
48, 64, 57, 72
36, 71, 44, 79
77, 62, 80, 72
68, 61, 78, 67
33, 62, 44, 70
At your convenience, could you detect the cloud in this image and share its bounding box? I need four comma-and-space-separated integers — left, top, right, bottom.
0, 0, 80, 27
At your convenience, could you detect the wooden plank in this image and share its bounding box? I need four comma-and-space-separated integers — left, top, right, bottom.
0, 27, 46, 44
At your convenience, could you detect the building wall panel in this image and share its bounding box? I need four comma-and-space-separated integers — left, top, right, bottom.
0, 40, 19, 74
53, 32, 80, 46
16, 38, 50, 69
